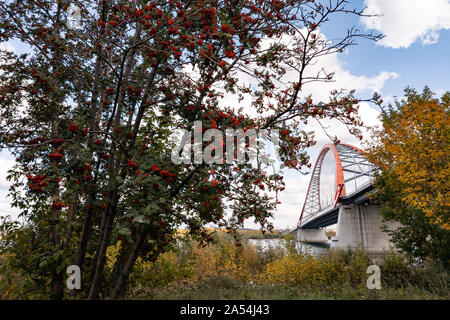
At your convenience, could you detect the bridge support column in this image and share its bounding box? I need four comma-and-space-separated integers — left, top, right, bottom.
293, 228, 328, 243
331, 204, 399, 253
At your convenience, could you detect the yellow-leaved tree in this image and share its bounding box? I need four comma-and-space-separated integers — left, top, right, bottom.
368, 87, 449, 265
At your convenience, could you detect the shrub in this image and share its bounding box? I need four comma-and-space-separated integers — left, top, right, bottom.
131, 250, 196, 288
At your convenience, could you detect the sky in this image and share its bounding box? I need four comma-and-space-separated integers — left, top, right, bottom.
0, 0, 449, 229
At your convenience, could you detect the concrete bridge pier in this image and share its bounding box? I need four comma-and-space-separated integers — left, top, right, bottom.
331, 204, 399, 253
293, 228, 329, 243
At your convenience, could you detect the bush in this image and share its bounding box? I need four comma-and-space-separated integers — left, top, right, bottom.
410, 259, 449, 296
379, 252, 412, 288
263, 249, 373, 287
131, 250, 196, 288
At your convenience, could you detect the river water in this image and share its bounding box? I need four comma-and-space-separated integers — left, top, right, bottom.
248, 238, 329, 256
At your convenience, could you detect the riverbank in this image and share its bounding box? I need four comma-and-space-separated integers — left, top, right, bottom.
122, 234, 448, 300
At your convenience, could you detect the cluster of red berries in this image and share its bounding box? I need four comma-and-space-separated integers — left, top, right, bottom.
52, 202, 67, 210
159, 170, 176, 178
27, 174, 48, 192
68, 122, 79, 132
48, 152, 64, 160
127, 159, 138, 168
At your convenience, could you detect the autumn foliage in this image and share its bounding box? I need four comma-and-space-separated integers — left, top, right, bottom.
368, 88, 449, 230
367, 87, 450, 265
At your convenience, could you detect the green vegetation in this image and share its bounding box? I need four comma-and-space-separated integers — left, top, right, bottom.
1, 231, 448, 299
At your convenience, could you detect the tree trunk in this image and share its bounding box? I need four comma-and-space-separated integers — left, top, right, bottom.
88, 189, 120, 299
109, 230, 147, 299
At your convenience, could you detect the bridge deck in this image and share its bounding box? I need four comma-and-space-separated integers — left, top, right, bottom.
299, 183, 374, 229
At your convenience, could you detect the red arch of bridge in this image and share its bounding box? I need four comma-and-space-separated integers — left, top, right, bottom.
297, 143, 364, 227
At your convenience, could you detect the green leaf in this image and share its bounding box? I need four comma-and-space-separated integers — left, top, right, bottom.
118, 228, 131, 237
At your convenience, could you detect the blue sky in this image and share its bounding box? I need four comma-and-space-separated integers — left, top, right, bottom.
320, 0, 450, 99
0, 0, 449, 229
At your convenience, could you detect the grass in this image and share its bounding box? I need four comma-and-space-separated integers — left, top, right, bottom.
128, 276, 447, 300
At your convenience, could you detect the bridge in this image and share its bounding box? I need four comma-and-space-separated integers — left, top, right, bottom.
291, 143, 399, 253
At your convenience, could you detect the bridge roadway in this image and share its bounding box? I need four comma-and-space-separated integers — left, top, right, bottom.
298, 182, 374, 230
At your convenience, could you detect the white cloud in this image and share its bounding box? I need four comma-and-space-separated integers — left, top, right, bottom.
220, 29, 397, 120
0, 41, 15, 52
360, 0, 450, 48
0, 156, 20, 219
300, 47, 399, 102
0, 191, 19, 218
0, 157, 14, 190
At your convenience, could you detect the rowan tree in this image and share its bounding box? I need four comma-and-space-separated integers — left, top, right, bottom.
367, 87, 450, 265
0, 0, 382, 299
